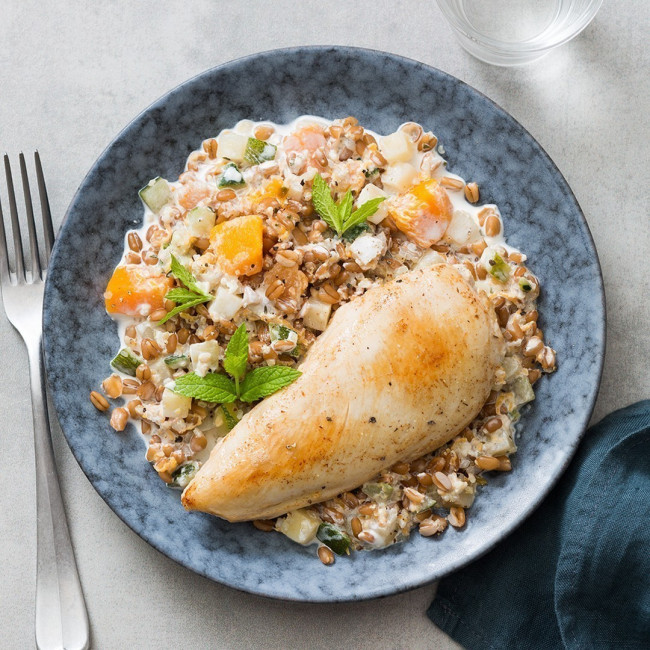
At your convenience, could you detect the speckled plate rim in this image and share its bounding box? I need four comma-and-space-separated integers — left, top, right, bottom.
43, 46, 606, 602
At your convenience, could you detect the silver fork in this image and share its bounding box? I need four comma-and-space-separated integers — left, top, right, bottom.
0, 153, 89, 650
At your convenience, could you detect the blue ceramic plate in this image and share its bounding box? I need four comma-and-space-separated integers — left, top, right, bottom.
43, 47, 605, 602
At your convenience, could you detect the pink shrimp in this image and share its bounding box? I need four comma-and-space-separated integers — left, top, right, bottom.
283, 124, 327, 154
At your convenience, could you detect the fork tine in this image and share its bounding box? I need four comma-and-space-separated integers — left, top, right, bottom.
0, 188, 10, 285
19, 153, 42, 281
4, 155, 25, 281
34, 152, 55, 265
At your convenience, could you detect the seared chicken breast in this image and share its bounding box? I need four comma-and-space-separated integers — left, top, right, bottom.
182, 264, 504, 521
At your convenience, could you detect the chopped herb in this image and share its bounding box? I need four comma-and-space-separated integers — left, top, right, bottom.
519, 278, 533, 292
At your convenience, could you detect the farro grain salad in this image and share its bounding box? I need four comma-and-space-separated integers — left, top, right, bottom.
93, 116, 556, 565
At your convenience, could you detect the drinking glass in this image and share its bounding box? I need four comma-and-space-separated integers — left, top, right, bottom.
436, 0, 603, 66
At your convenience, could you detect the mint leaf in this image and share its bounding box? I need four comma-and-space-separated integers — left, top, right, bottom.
157, 295, 210, 325
311, 173, 341, 233
340, 197, 386, 236
337, 189, 354, 226
170, 255, 207, 295
172, 372, 238, 403
223, 323, 249, 383
239, 365, 301, 403
221, 404, 240, 431
165, 287, 205, 303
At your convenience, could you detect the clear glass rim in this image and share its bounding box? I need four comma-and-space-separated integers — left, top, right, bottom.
435, 0, 603, 55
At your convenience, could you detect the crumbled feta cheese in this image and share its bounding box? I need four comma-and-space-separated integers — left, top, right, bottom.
360, 504, 400, 547
208, 286, 243, 321
242, 285, 262, 306
189, 340, 222, 377
349, 232, 387, 270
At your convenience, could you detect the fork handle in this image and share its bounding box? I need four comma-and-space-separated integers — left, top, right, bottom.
28, 337, 90, 650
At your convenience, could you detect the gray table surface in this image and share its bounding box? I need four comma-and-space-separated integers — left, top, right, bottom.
1, 1, 648, 648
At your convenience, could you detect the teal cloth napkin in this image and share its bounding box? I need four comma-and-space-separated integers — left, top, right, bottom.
428, 400, 650, 649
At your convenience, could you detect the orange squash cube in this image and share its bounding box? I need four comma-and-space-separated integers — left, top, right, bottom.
210, 214, 263, 277
104, 265, 173, 316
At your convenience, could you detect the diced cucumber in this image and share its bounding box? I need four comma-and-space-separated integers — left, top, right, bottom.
218, 162, 245, 188
110, 349, 141, 376
186, 206, 216, 238
244, 137, 277, 165
502, 356, 520, 381
269, 323, 298, 345
221, 404, 239, 431
170, 461, 199, 489
316, 523, 351, 556
164, 354, 189, 369
511, 376, 535, 406
362, 482, 394, 501
139, 177, 172, 213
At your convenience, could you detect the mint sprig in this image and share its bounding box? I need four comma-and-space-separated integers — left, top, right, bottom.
172, 323, 301, 408
157, 255, 211, 325
311, 173, 386, 237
